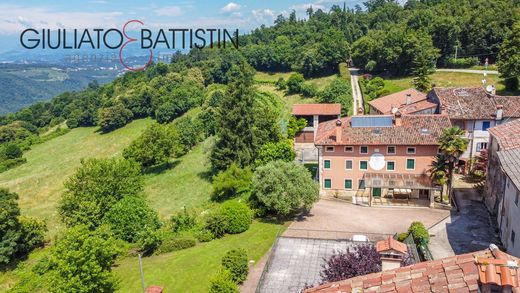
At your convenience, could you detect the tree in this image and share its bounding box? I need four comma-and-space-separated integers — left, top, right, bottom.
211, 61, 256, 172
429, 154, 448, 202
498, 21, 520, 91
102, 196, 161, 243
58, 158, 143, 229
438, 127, 469, 207
286, 73, 305, 94
255, 140, 296, 166
17, 216, 47, 256
252, 161, 319, 216
46, 225, 120, 293
0, 188, 21, 265
320, 244, 381, 283
318, 78, 352, 116
209, 269, 238, 293
211, 164, 253, 201
287, 117, 307, 139
123, 123, 178, 169
472, 149, 489, 180
3, 144, 22, 159
98, 104, 133, 133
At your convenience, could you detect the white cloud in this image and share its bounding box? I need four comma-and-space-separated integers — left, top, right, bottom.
251, 9, 275, 23
289, 3, 326, 12
220, 2, 242, 14
154, 6, 184, 17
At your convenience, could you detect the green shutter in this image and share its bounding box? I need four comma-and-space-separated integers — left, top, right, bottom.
344, 179, 352, 189
324, 160, 331, 169
360, 161, 368, 170
324, 179, 331, 189
407, 159, 415, 169
387, 162, 395, 171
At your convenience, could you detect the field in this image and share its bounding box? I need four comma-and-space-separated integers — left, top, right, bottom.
255, 71, 337, 90
114, 221, 284, 292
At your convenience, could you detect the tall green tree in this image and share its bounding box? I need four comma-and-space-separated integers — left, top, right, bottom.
0, 188, 21, 265
429, 154, 449, 203
498, 21, 520, 91
438, 127, 469, 207
210, 62, 257, 172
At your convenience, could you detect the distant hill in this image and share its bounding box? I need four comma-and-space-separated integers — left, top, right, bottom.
0, 64, 119, 114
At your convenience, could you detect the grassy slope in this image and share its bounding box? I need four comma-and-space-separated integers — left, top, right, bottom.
114, 221, 284, 293
0, 118, 153, 236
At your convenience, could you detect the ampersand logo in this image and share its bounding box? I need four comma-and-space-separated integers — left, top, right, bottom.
119, 20, 152, 71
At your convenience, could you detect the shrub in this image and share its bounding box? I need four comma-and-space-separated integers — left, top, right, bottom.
252, 161, 319, 216
286, 73, 305, 94
300, 83, 318, 98
157, 237, 196, 254
446, 57, 479, 69
137, 227, 162, 256
97, 104, 133, 133
17, 216, 47, 255
220, 201, 252, 234
397, 232, 409, 242
222, 249, 249, 283
103, 196, 161, 243
255, 139, 296, 166
209, 269, 238, 293
275, 77, 286, 90
408, 221, 430, 246
3, 143, 22, 159
320, 244, 381, 283
170, 208, 198, 233
205, 212, 228, 238
287, 117, 307, 139
195, 230, 215, 242
211, 164, 253, 201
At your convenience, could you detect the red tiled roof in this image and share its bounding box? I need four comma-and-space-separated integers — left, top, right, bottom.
376, 236, 408, 255
428, 87, 520, 120
145, 286, 163, 293
304, 245, 520, 293
292, 104, 341, 116
369, 88, 436, 115
314, 115, 452, 146
489, 119, 520, 150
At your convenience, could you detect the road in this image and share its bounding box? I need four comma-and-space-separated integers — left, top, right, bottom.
436, 68, 499, 75
349, 68, 363, 115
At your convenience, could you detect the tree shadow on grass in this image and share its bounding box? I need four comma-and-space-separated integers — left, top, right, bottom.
197, 170, 213, 182
143, 160, 180, 175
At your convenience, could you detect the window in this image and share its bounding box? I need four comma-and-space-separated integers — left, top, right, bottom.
324, 160, 331, 169
406, 159, 415, 170
406, 147, 416, 154
324, 179, 332, 189
359, 161, 368, 170
512, 230, 516, 247
345, 160, 353, 170
344, 146, 353, 152
358, 179, 365, 189
325, 146, 335, 152
387, 146, 396, 154
360, 146, 368, 154
482, 121, 491, 131
476, 142, 488, 152
344, 179, 353, 190
387, 161, 395, 171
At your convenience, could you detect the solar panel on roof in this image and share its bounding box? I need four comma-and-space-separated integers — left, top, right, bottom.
351, 116, 394, 128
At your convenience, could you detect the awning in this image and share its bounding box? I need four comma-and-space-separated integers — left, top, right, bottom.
363, 173, 439, 190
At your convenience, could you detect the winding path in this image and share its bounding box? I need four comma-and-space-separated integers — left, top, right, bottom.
349, 68, 363, 115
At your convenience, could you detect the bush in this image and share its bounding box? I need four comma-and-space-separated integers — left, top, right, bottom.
209, 269, 238, 293
286, 73, 305, 94
339, 62, 351, 80
300, 83, 318, 98
287, 117, 307, 139
170, 208, 198, 233
137, 227, 162, 256
97, 104, 133, 133
3, 143, 22, 159
220, 201, 252, 234
195, 230, 215, 242
222, 249, 249, 283
446, 57, 479, 69
211, 164, 253, 201
17, 216, 47, 255
275, 77, 286, 90
157, 237, 196, 254
204, 212, 228, 238
255, 139, 296, 166
397, 232, 409, 242
103, 196, 161, 243
320, 244, 381, 283
408, 221, 430, 246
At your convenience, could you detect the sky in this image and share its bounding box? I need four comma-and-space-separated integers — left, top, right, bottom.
0, 0, 365, 49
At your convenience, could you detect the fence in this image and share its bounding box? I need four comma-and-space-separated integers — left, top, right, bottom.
283, 228, 390, 242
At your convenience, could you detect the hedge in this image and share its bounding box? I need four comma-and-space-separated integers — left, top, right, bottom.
157, 236, 196, 254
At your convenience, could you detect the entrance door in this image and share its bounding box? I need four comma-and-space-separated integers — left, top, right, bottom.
372, 188, 382, 198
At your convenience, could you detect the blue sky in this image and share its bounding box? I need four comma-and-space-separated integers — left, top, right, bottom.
0, 0, 365, 37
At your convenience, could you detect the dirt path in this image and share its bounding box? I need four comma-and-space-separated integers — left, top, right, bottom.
349, 68, 363, 115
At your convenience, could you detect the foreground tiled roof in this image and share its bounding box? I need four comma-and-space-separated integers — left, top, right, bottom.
498, 149, 520, 192
489, 119, 520, 150
376, 236, 408, 254
369, 88, 436, 115
292, 103, 342, 116
429, 87, 520, 120
314, 115, 451, 146
305, 245, 520, 293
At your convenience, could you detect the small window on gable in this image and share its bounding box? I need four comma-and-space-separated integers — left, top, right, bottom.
325, 146, 335, 152
359, 161, 368, 170
344, 146, 353, 152
406, 147, 416, 154
387, 146, 396, 154
360, 146, 369, 154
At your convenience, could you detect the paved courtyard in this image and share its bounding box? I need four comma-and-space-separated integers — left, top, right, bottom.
257, 237, 360, 293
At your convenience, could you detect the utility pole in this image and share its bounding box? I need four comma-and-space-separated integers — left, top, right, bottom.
454, 46, 458, 60
139, 254, 146, 293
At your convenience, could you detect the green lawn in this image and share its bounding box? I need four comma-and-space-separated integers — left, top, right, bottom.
255, 71, 337, 90
114, 221, 284, 293
0, 118, 153, 237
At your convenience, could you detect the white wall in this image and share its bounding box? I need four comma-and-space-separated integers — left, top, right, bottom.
498, 177, 520, 257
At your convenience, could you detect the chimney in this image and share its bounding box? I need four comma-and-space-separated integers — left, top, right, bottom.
394, 111, 402, 127
496, 104, 503, 121
405, 93, 412, 105
335, 119, 342, 143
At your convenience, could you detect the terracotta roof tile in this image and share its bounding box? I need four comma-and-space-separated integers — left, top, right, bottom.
376, 236, 408, 254
369, 88, 436, 114
304, 245, 520, 293
314, 115, 452, 146
489, 119, 520, 150
292, 103, 342, 115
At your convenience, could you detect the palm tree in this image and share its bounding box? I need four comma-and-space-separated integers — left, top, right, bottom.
429, 154, 449, 203
438, 127, 469, 207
